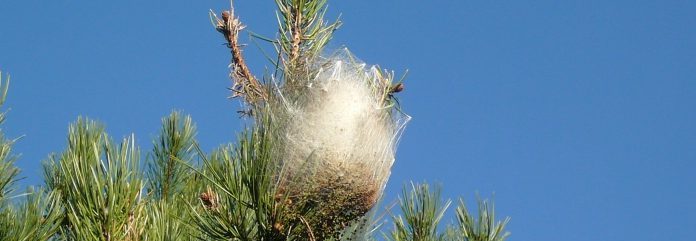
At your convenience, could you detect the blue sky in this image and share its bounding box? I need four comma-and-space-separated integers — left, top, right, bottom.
1, 1, 695, 240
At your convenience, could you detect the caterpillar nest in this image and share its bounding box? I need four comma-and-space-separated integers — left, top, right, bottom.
272, 49, 410, 237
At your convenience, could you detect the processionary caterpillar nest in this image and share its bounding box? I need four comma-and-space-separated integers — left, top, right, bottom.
272, 49, 410, 238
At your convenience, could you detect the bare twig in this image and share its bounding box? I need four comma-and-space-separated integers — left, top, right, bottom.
299, 216, 317, 241
212, 7, 267, 105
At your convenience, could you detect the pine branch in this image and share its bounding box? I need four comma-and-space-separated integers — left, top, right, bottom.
274, 0, 341, 84
143, 199, 198, 241
46, 119, 146, 240
186, 115, 296, 240
211, 6, 268, 105
0, 135, 18, 202
0, 71, 9, 124
451, 198, 511, 241
385, 184, 512, 241
0, 72, 17, 201
147, 111, 198, 201
142, 111, 201, 240
0, 189, 63, 241
0, 72, 63, 241
388, 183, 451, 241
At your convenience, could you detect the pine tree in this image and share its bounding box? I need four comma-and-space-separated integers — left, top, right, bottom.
0, 1, 510, 240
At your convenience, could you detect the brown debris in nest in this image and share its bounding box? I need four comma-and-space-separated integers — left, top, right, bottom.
278, 161, 381, 240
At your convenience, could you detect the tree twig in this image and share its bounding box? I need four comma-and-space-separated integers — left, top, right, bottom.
299, 216, 317, 241
289, 4, 302, 63
213, 8, 267, 105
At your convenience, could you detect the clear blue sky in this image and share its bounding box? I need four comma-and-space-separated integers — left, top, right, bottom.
2, 1, 695, 240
